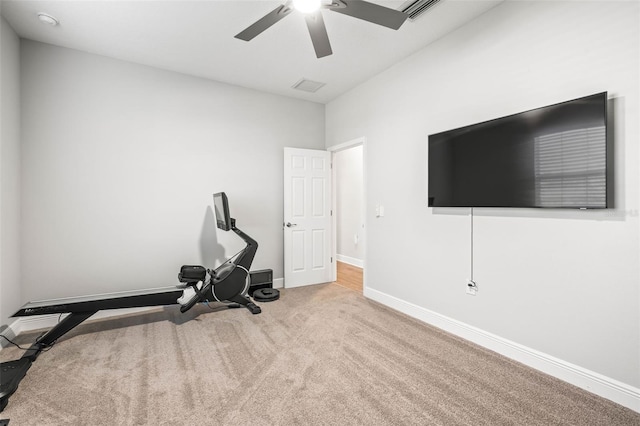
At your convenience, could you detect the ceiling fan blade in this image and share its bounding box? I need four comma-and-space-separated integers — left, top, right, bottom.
304, 11, 333, 58
329, 0, 408, 30
235, 4, 294, 41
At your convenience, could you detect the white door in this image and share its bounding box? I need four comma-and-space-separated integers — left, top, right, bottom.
283, 147, 333, 288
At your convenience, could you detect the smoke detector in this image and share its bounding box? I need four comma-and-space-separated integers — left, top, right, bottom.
37, 13, 59, 26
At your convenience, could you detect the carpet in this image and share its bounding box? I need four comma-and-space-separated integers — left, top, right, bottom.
1, 283, 638, 425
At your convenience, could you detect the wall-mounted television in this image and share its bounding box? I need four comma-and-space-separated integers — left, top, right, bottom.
428, 92, 609, 209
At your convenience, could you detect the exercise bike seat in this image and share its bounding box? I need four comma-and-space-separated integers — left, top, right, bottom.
178, 265, 207, 284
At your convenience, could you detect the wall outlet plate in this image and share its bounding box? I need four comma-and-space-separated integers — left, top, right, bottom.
466, 280, 478, 296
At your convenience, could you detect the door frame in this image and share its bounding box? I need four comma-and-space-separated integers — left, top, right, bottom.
327, 137, 367, 287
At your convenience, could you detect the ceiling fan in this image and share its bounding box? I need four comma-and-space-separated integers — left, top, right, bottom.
235, 0, 409, 58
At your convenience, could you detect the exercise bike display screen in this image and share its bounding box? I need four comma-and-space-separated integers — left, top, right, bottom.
214, 192, 232, 231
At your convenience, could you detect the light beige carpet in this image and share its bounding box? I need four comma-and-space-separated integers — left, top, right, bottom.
1, 283, 638, 425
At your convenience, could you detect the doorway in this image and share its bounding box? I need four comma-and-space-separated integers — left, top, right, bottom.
329, 138, 365, 293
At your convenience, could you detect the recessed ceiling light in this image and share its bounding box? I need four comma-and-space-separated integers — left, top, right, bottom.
37, 13, 59, 26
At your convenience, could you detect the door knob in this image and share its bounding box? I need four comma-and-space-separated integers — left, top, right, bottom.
285, 222, 297, 228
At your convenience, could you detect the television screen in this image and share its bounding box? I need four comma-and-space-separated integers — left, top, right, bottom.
428, 92, 608, 208
213, 192, 232, 231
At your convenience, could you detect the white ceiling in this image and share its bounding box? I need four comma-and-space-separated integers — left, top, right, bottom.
1, 0, 502, 104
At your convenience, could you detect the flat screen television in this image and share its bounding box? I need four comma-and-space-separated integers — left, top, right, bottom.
213, 192, 232, 231
428, 92, 609, 208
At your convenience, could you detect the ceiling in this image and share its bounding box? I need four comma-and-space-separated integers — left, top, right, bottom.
1, 0, 502, 104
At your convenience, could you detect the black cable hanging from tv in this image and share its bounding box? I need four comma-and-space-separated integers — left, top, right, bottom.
470, 207, 474, 281
467, 207, 478, 295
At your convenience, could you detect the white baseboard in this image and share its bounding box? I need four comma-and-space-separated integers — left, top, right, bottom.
364, 286, 640, 413
0, 324, 18, 350
336, 254, 363, 268
273, 278, 284, 289
0, 307, 159, 351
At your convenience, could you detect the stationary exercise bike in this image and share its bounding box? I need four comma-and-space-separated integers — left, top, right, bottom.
0, 192, 261, 413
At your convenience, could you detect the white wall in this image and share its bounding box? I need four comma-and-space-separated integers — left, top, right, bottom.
20, 40, 325, 303
0, 16, 21, 328
326, 0, 639, 392
335, 145, 364, 265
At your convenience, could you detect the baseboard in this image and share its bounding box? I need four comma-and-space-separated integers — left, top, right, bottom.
273, 278, 284, 289
0, 307, 162, 351
336, 254, 363, 268
0, 324, 18, 350
364, 286, 640, 413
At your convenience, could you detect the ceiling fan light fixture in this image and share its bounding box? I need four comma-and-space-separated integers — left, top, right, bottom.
293, 0, 321, 14
235, 0, 408, 58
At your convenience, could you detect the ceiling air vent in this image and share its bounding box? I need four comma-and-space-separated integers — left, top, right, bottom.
292, 78, 326, 93
400, 0, 443, 20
